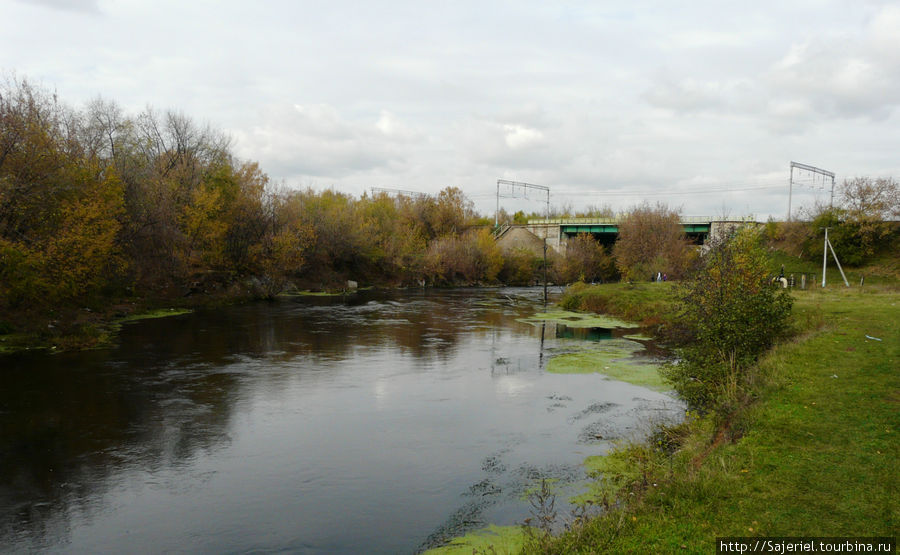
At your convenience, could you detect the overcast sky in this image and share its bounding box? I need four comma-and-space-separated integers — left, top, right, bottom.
3, 0, 899, 219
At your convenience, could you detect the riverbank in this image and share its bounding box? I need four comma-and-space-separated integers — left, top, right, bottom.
424, 278, 898, 553
528, 283, 899, 552
0, 283, 383, 355
0, 281, 261, 354
0, 280, 512, 355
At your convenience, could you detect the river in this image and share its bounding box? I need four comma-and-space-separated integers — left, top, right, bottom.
0, 287, 681, 553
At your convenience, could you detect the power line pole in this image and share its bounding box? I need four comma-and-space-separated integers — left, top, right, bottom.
496, 179, 551, 302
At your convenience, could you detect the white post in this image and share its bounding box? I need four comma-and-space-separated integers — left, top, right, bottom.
495, 181, 500, 227
822, 227, 828, 287
788, 165, 794, 221
827, 238, 850, 287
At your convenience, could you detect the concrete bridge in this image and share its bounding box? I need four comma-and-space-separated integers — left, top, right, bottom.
494, 216, 758, 256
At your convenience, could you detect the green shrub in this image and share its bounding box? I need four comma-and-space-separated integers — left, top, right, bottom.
663, 227, 793, 411
499, 247, 542, 285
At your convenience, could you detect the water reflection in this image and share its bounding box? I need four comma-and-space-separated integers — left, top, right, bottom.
0, 348, 237, 551
0, 288, 680, 553
555, 324, 614, 341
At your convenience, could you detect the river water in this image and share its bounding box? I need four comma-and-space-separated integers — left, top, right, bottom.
0, 288, 680, 554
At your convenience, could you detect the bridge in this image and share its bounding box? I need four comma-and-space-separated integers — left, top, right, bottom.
494, 216, 758, 255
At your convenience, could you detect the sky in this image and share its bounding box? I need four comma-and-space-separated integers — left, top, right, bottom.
2, 0, 899, 220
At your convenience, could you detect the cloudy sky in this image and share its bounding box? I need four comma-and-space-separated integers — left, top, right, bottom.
3, 0, 899, 219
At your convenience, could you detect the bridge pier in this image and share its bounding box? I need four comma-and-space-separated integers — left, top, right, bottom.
525, 224, 565, 255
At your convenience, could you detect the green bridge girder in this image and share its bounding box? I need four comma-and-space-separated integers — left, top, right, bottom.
560, 223, 711, 235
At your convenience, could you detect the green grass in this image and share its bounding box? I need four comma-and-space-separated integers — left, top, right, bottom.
558, 281, 679, 328
533, 284, 900, 553
0, 332, 30, 354
115, 307, 194, 323
767, 248, 899, 287
0, 307, 195, 355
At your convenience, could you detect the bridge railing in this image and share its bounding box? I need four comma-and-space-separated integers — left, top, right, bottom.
491, 223, 511, 238
526, 215, 757, 225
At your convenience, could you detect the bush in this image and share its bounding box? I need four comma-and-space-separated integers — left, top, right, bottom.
801, 208, 868, 266
423, 229, 503, 285
499, 247, 542, 285
613, 202, 694, 281
663, 227, 793, 412
555, 233, 617, 284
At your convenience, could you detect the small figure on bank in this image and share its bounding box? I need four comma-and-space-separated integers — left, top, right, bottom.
663, 273, 667, 281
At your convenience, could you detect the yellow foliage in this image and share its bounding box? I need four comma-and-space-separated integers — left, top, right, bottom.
180, 185, 228, 268
43, 174, 125, 300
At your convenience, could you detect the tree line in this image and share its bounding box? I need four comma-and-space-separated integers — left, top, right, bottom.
765, 177, 899, 267
3, 76, 895, 339
0, 79, 503, 312
0, 78, 691, 320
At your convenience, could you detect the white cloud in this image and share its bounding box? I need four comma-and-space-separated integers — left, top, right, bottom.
233, 103, 417, 179
2, 0, 898, 219
15, 0, 99, 13
766, 5, 900, 124
643, 77, 760, 114
503, 125, 544, 149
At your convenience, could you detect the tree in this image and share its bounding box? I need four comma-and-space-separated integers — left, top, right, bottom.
663, 227, 793, 412
613, 202, 693, 281
841, 176, 900, 221
423, 229, 503, 285
576, 204, 615, 219
801, 207, 867, 266
429, 187, 476, 237
556, 233, 616, 284
793, 177, 899, 266
838, 176, 899, 260
499, 247, 541, 285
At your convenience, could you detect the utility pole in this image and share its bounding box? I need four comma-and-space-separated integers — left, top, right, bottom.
788, 164, 794, 222
496, 179, 551, 303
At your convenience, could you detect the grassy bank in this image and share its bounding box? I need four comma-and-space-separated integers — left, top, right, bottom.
528, 283, 899, 553
558, 281, 680, 329
0, 302, 199, 354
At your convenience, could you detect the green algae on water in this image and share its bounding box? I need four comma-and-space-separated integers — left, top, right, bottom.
423, 525, 525, 555
518, 310, 635, 329
623, 333, 654, 341
278, 290, 346, 297
546, 349, 669, 391
117, 308, 193, 323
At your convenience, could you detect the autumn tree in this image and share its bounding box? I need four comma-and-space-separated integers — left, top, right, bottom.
556, 233, 616, 284
0, 77, 125, 311
837, 176, 899, 260
424, 229, 503, 285
791, 177, 899, 266
356, 192, 427, 284
428, 187, 477, 237
613, 202, 693, 281
499, 247, 541, 285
